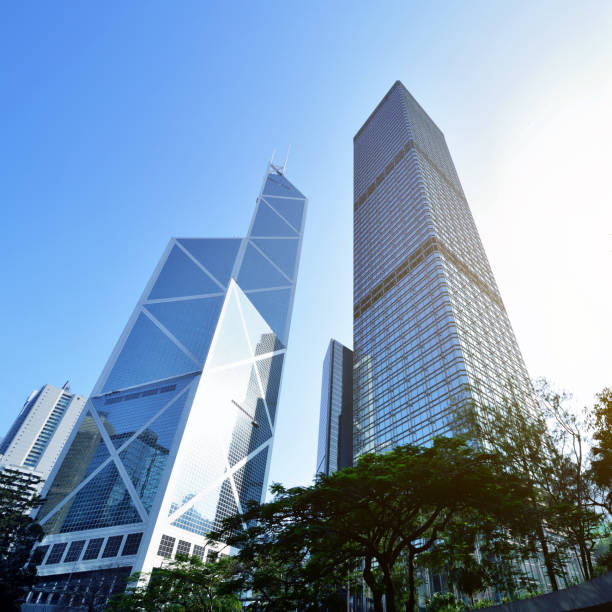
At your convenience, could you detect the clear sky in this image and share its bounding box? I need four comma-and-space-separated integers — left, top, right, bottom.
1, 1, 611, 492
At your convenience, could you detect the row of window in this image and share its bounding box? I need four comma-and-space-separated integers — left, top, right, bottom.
33, 532, 143, 566
157, 534, 206, 561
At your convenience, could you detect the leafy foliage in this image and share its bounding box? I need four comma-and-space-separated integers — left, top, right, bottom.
210, 437, 533, 612
589, 387, 612, 512
105, 554, 242, 611
0, 468, 44, 611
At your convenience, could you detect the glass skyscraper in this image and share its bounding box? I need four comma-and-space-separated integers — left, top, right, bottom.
316, 339, 353, 476
353, 81, 537, 459
27, 163, 306, 608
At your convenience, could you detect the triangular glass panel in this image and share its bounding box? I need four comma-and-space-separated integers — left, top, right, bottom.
262, 172, 305, 199
256, 354, 285, 424
177, 238, 242, 288
148, 244, 221, 300
264, 197, 304, 233
95, 375, 195, 449
55, 460, 142, 533
145, 295, 224, 364
251, 238, 299, 281
233, 446, 270, 511
38, 411, 112, 528
234, 283, 284, 357
170, 478, 237, 537
243, 288, 292, 344
102, 313, 199, 393
237, 244, 290, 292
250, 201, 297, 238
206, 288, 252, 368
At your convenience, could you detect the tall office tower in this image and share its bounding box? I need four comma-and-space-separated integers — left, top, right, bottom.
0, 383, 86, 483
26, 164, 306, 609
353, 81, 537, 459
316, 339, 353, 476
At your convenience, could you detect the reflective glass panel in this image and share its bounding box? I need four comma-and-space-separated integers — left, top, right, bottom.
149, 245, 221, 300
256, 354, 284, 423
264, 197, 304, 232
244, 288, 292, 344
119, 430, 170, 513
206, 288, 252, 368
237, 244, 290, 292
232, 446, 269, 511
235, 283, 283, 356
171, 480, 224, 536
95, 375, 195, 449
39, 411, 110, 525
171, 477, 238, 537
177, 238, 242, 288
102, 313, 198, 393
56, 461, 142, 533
145, 295, 223, 364
262, 172, 305, 199
166, 354, 273, 519
250, 201, 297, 238
251, 238, 299, 281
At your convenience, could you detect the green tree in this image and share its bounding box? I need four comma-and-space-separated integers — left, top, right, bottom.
211, 437, 532, 612
466, 391, 577, 591
537, 380, 607, 581
588, 387, 612, 513
0, 467, 44, 611
105, 554, 242, 611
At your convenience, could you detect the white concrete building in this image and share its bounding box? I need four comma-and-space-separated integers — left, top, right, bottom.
0, 383, 87, 483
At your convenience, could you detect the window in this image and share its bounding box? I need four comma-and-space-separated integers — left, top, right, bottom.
121, 532, 143, 556
157, 535, 175, 558
83, 538, 104, 560
192, 545, 206, 561
102, 535, 123, 558
64, 540, 86, 562
45, 543, 67, 564
176, 540, 191, 557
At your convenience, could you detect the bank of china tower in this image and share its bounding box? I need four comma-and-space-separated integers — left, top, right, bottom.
28, 164, 306, 605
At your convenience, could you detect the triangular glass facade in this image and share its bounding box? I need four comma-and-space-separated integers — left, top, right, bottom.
251, 238, 299, 281
145, 296, 223, 364
264, 197, 305, 232
177, 238, 242, 288
148, 245, 221, 300
251, 200, 298, 238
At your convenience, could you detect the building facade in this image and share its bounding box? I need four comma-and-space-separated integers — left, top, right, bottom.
26, 163, 307, 608
316, 339, 353, 476
353, 81, 537, 459
0, 383, 87, 483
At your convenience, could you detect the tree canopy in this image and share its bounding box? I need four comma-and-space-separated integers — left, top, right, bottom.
0, 468, 44, 611
210, 437, 534, 612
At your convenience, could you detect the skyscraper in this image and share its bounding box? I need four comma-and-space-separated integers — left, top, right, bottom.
27, 163, 306, 608
353, 81, 537, 459
316, 339, 353, 476
0, 383, 87, 484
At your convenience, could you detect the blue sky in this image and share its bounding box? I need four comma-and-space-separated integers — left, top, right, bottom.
2, 1, 611, 490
